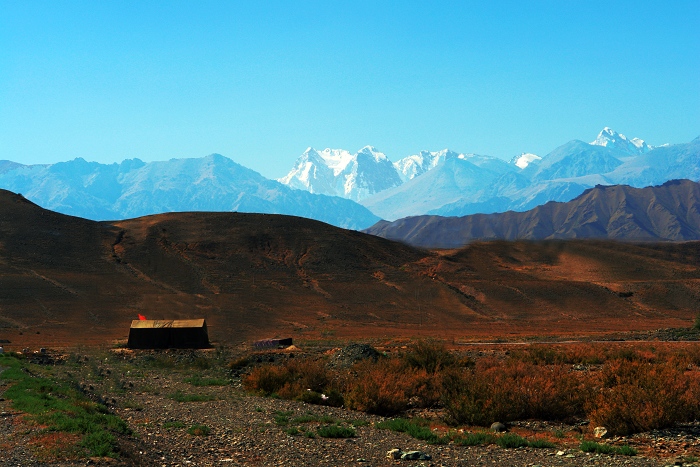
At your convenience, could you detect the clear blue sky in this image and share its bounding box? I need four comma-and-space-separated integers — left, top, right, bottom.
1, 1, 698, 179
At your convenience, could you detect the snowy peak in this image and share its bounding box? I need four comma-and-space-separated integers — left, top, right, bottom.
314, 148, 354, 174
356, 145, 388, 162
279, 146, 402, 201
590, 127, 651, 155
510, 153, 542, 169
394, 149, 458, 182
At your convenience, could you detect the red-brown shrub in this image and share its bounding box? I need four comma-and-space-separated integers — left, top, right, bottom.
442, 358, 590, 426
344, 358, 434, 416
243, 358, 332, 400
588, 358, 700, 435
243, 364, 292, 395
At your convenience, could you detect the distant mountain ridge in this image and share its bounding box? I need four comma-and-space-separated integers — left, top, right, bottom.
2, 128, 697, 230
0, 154, 380, 229
364, 179, 700, 248
280, 128, 699, 221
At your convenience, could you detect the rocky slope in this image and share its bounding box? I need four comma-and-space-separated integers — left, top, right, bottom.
364, 180, 700, 248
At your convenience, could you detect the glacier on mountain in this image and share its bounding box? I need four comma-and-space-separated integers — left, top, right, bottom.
278, 145, 402, 201
590, 127, 652, 155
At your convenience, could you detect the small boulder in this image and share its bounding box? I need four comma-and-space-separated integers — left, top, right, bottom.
490, 422, 507, 433
401, 451, 432, 461
386, 448, 403, 460
331, 343, 382, 368
593, 426, 608, 438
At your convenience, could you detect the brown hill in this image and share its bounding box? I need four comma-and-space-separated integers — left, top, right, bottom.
365, 180, 700, 249
0, 189, 699, 348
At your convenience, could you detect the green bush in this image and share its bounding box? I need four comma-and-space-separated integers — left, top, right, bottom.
580, 441, 636, 456
580, 440, 615, 454
528, 438, 556, 448
316, 424, 356, 438
273, 411, 293, 426
376, 418, 447, 444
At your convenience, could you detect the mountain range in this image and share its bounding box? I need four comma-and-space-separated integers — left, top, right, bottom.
364, 179, 700, 248
0, 154, 379, 230
281, 128, 699, 221
1, 128, 697, 230
1, 189, 698, 347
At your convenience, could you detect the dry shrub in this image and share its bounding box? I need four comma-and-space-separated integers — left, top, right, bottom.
402, 339, 457, 373
344, 358, 435, 416
276, 358, 331, 398
242, 364, 292, 395
242, 358, 332, 400
588, 358, 700, 435
442, 359, 590, 426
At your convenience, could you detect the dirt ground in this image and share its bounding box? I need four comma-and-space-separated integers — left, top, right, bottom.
1, 344, 699, 467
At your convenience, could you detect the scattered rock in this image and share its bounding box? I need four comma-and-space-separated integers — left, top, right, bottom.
401, 450, 432, 461
387, 448, 403, 459
594, 426, 608, 438
491, 422, 507, 433
330, 344, 382, 368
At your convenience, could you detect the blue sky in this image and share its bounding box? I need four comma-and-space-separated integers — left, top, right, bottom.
1, 1, 698, 179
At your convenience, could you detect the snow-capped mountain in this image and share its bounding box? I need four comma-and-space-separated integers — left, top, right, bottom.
362, 155, 515, 220
590, 127, 652, 155
354, 129, 697, 220
393, 149, 455, 182
510, 153, 541, 169
0, 154, 380, 229
279, 146, 402, 201
3, 127, 695, 229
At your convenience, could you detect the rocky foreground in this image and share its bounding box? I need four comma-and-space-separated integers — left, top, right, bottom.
1, 347, 699, 467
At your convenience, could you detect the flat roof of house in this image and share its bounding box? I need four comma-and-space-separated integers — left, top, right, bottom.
129, 319, 206, 329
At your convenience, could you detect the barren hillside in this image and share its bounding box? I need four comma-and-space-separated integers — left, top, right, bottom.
0, 189, 699, 349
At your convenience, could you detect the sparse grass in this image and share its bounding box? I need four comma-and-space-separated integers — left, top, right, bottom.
580, 441, 637, 456
122, 400, 143, 410
273, 410, 293, 426
495, 433, 530, 448
187, 424, 210, 436
291, 414, 337, 424
0, 353, 130, 459
184, 375, 228, 386
456, 432, 496, 446
527, 438, 557, 449
168, 390, 217, 403
163, 421, 186, 429
375, 418, 449, 444
316, 424, 356, 438
350, 419, 369, 427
